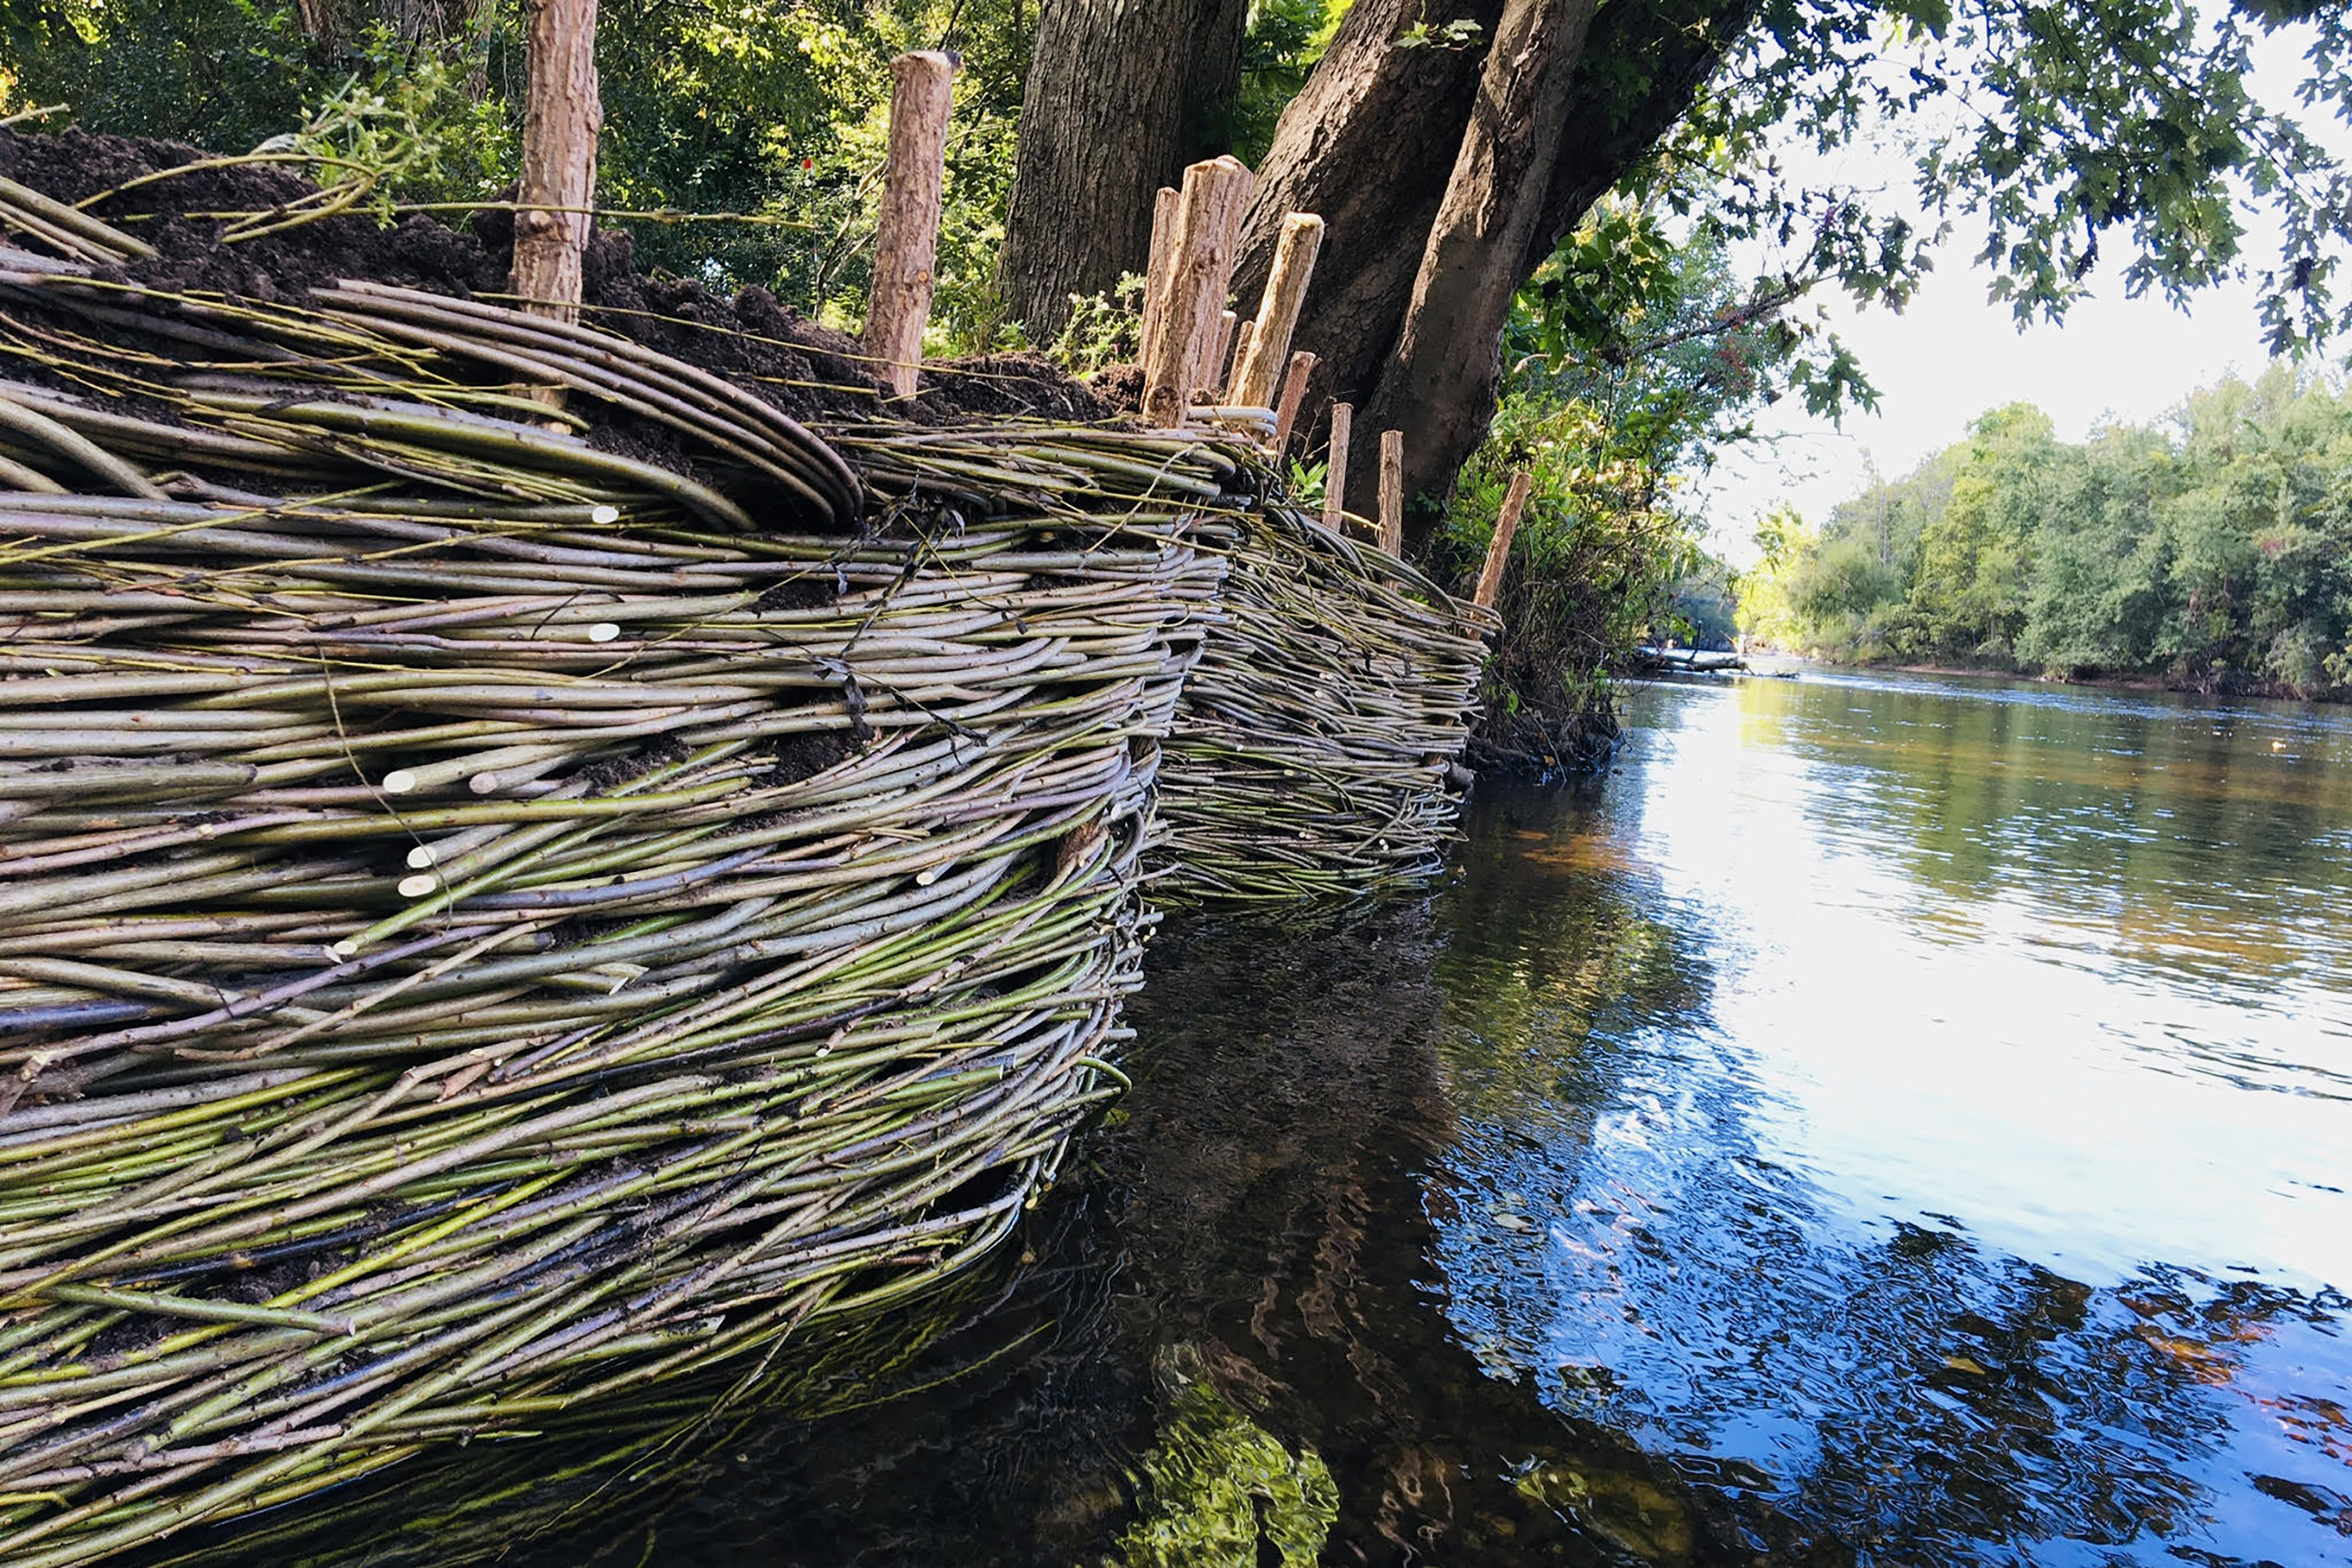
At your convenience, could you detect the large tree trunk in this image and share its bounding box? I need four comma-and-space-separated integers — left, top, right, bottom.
1231, 0, 1503, 445
1238, 0, 1757, 551
999, 0, 1247, 337
1359, 0, 1597, 524
291, 0, 478, 51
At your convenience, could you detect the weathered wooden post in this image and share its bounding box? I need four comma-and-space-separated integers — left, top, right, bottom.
1322, 401, 1352, 528
1475, 469, 1532, 610
511, 0, 601, 325
1377, 428, 1404, 555
865, 51, 959, 399
1273, 350, 1315, 449
1231, 212, 1323, 409
1224, 318, 1254, 398
1141, 156, 1254, 429
1207, 309, 1239, 395
1138, 185, 1180, 368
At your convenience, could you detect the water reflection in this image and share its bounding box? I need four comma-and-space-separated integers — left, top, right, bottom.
1432, 679, 2352, 1566
147, 672, 2352, 1566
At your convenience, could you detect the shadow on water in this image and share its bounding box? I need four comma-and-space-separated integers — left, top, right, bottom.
151, 679, 2352, 1566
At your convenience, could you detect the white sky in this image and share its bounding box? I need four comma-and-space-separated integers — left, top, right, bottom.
1682, 23, 2341, 565
1685, 226, 2287, 562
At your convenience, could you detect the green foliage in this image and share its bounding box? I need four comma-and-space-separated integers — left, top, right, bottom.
1045, 271, 1146, 376
1225, 0, 1343, 166
0, 0, 1035, 347
1396, 15, 1483, 51
1667, 550, 1742, 647
1744, 366, 2352, 697
263, 26, 515, 219
1448, 200, 1823, 759
0, 1, 326, 148
1596, 0, 2352, 395
1446, 391, 1704, 755
1112, 1362, 1338, 1568
1515, 197, 1871, 470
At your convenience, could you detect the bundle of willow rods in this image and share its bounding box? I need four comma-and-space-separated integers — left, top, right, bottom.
139, 1232, 1045, 1568
0, 191, 1240, 1566
1155, 504, 1494, 903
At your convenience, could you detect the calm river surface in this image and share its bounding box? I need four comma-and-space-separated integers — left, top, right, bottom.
174, 668, 2352, 1567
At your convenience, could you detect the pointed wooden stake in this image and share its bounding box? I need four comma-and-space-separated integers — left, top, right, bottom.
1207, 309, 1239, 395
1138, 185, 1181, 368
1273, 350, 1315, 449
1232, 212, 1323, 409
1475, 469, 1532, 609
1223, 317, 1254, 398
1141, 156, 1255, 429
1322, 401, 1352, 529
865, 51, 959, 398
1377, 428, 1404, 556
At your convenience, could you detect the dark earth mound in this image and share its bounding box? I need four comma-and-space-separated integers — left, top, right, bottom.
0, 125, 1123, 429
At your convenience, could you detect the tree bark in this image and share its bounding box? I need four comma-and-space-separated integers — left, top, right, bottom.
511, 0, 600, 325
1236, 0, 1758, 551
292, 0, 478, 51
999, 0, 1248, 337
394, 0, 477, 43
865, 51, 959, 398
292, 0, 355, 52
1232, 0, 1502, 436
1359, 0, 1598, 522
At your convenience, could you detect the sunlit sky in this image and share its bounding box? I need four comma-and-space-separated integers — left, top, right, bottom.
1685, 240, 2289, 562
1682, 26, 2342, 566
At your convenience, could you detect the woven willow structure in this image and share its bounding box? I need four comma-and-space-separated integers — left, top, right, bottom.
1156, 506, 1492, 903
0, 196, 1243, 1564
0, 133, 1500, 1563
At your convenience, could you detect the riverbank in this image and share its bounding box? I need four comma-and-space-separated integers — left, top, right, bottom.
1750, 650, 2349, 706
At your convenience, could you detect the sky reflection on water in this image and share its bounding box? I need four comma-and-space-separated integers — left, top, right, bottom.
1433, 671, 2352, 1564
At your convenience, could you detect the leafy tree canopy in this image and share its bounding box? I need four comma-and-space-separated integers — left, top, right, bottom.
1742, 365, 2352, 697
1639, 0, 2352, 366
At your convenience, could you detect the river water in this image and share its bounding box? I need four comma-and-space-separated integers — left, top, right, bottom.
172, 668, 2352, 1567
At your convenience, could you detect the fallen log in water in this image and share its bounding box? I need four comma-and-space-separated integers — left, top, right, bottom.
1633, 646, 1749, 673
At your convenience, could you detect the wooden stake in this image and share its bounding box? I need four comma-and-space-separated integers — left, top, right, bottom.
864, 51, 958, 399
511, 0, 601, 326
1208, 309, 1239, 395
1141, 156, 1254, 429
1377, 428, 1404, 556
1223, 318, 1254, 398
1475, 469, 1532, 609
1231, 212, 1323, 409
1138, 185, 1179, 368
1322, 401, 1352, 528
1273, 350, 1315, 449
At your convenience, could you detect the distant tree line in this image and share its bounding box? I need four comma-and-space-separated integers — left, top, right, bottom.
1740, 368, 2352, 698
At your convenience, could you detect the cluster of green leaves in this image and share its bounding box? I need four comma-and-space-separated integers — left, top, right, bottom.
1439, 199, 1820, 754
1742, 367, 2352, 696
1605, 0, 2352, 399
1044, 269, 1147, 375
0, 1, 327, 147
1224, 0, 1346, 166
262, 26, 515, 218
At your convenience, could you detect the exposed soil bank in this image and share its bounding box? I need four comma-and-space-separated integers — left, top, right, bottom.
0, 125, 1119, 429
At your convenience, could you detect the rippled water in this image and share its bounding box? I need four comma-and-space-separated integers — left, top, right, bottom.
166, 669, 2352, 1567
